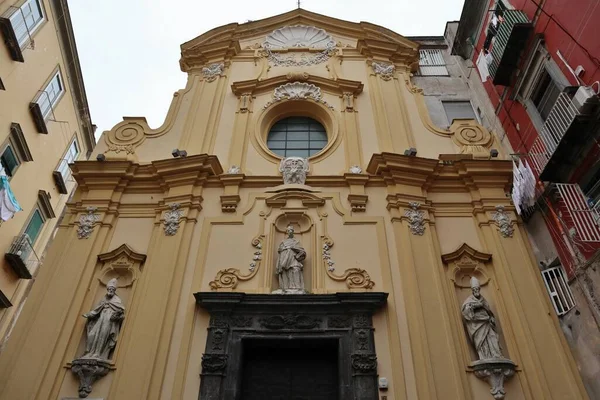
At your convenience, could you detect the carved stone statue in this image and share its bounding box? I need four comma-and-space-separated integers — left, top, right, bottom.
81, 278, 125, 360
462, 277, 503, 360
279, 157, 309, 185
70, 278, 125, 398
462, 277, 516, 400
273, 225, 307, 294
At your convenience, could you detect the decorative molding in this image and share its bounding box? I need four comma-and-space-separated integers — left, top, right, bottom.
163, 203, 183, 236
342, 92, 356, 112
450, 120, 494, 159
37, 190, 55, 219
201, 353, 228, 373
328, 315, 352, 328
259, 314, 322, 330
321, 236, 375, 289
471, 357, 516, 399
201, 63, 224, 82
209, 234, 264, 289
279, 157, 309, 184
263, 82, 334, 110
238, 93, 252, 113
351, 354, 378, 373
226, 165, 241, 174
492, 205, 514, 238
97, 244, 146, 289
77, 207, 100, 239
349, 165, 362, 174
371, 61, 395, 80
405, 202, 425, 235
441, 243, 493, 288
262, 25, 337, 67
322, 242, 335, 271
70, 359, 110, 398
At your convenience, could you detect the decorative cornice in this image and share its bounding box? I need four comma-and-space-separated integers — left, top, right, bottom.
441, 243, 492, 264
231, 73, 363, 97
98, 243, 147, 264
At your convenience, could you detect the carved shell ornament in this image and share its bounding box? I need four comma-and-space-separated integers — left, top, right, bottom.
261, 25, 337, 67
263, 82, 334, 110
263, 25, 335, 50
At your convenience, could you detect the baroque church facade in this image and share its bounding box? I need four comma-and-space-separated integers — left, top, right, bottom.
0, 9, 589, 400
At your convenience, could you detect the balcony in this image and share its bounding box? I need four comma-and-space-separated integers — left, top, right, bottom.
528, 89, 595, 182
488, 10, 533, 86
4, 234, 39, 279
52, 159, 72, 194
555, 183, 600, 242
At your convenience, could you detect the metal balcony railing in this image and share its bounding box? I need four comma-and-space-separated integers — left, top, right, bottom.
488, 10, 532, 86
528, 93, 581, 176
4, 234, 39, 279
556, 183, 600, 242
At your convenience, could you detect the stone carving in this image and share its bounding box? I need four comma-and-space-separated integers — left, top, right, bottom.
249, 241, 262, 272
263, 25, 335, 50
462, 277, 516, 399
259, 314, 321, 330
71, 359, 110, 398
201, 353, 228, 373
264, 82, 334, 109
104, 121, 146, 155
328, 315, 352, 328
227, 165, 241, 174
462, 277, 503, 360
356, 329, 369, 350
262, 25, 336, 67
405, 202, 425, 236
211, 329, 226, 351
349, 165, 362, 174
163, 203, 183, 236
77, 207, 100, 239
273, 225, 307, 294
351, 354, 378, 373
354, 314, 371, 328
209, 237, 264, 290
70, 278, 125, 398
230, 315, 253, 327
279, 157, 309, 185
372, 61, 395, 80
322, 243, 335, 271
201, 63, 224, 82
492, 205, 514, 238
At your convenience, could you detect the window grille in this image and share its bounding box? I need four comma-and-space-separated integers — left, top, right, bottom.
555, 183, 600, 242
541, 266, 575, 316
418, 49, 448, 76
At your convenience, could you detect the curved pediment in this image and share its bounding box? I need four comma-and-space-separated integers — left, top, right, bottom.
180, 8, 419, 72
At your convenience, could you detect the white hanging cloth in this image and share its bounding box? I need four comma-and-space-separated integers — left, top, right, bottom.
0, 166, 22, 221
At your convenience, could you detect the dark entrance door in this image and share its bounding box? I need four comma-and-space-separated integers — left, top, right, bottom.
240, 338, 339, 400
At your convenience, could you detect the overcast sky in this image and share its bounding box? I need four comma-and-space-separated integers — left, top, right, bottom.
68, 0, 465, 139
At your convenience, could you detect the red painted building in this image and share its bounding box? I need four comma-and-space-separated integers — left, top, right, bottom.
454, 1, 600, 397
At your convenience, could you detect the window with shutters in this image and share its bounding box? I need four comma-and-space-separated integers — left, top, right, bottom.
542, 266, 575, 316
417, 49, 449, 76
0, 0, 45, 62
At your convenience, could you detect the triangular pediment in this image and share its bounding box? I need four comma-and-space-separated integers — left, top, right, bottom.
180, 9, 419, 71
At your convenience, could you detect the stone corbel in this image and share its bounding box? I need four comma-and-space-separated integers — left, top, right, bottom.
220, 173, 244, 212
237, 93, 254, 113
344, 173, 369, 212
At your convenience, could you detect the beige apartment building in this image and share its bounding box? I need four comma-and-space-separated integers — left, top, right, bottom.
0, 0, 94, 348
0, 8, 590, 400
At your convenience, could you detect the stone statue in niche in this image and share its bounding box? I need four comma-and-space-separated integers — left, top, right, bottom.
461, 276, 516, 400
461, 276, 502, 360
279, 157, 309, 185
81, 278, 125, 359
70, 278, 125, 398
273, 225, 307, 294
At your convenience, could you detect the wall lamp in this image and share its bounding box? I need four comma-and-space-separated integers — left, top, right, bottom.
96, 153, 106, 161
403, 147, 417, 157
172, 149, 188, 158
490, 149, 499, 158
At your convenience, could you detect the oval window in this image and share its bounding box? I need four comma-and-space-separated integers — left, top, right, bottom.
266, 116, 327, 158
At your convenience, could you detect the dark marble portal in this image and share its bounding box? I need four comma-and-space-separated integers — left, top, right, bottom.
194, 292, 388, 400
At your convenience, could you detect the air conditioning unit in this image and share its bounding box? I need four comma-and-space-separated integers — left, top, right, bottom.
572, 85, 599, 114
4, 234, 34, 279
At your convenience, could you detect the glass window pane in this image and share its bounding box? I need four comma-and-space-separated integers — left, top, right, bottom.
309, 148, 323, 156
271, 148, 286, 157
268, 130, 286, 140
24, 210, 44, 243
286, 149, 309, 157
1, 146, 19, 177
287, 131, 309, 141
287, 141, 309, 149
309, 140, 328, 149
442, 101, 477, 124
266, 117, 327, 157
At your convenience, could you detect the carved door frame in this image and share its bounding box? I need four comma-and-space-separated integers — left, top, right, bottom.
194, 292, 388, 400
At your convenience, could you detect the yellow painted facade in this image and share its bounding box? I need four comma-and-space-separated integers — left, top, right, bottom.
0, 0, 94, 349
0, 9, 588, 400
